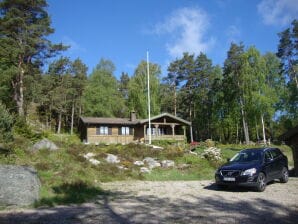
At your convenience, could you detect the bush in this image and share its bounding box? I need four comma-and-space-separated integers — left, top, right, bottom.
13, 116, 44, 142
0, 102, 13, 142
201, 147, 222, 161
205, 139, 215, 147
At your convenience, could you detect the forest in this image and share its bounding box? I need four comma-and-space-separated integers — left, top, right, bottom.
0, 0, 297, 144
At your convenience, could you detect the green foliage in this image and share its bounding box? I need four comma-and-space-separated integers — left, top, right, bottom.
13, 117, 44, 141
0, 0, 67, 115
276, 19, 298, 119
83, 59, 126, 117
0, 102, 13, 142
128, 61, 161, 118
0, 0, 296, 164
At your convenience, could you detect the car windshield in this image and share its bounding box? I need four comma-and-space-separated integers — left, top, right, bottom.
230, 150, 262, 163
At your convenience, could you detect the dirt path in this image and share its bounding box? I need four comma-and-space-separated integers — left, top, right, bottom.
1, 178, 298, 223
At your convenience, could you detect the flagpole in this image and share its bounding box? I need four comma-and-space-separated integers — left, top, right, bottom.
147, 51, 151, 144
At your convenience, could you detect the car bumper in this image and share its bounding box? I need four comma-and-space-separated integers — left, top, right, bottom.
215, 174, 259, 187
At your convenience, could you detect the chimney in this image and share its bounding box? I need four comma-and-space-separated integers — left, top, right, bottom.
130, 111, 136, 121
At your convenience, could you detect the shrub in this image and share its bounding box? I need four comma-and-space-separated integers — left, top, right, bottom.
205, 139, 215, 147
13, 116, 44, 142
201, 147, 222, 161
0, 102, 13, 142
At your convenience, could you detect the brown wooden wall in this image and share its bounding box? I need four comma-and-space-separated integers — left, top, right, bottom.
86, 125, 134, 144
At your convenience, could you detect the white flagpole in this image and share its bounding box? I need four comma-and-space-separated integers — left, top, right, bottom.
147, 51, 151, 144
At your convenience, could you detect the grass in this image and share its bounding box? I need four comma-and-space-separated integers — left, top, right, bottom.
0, 134, 294, 207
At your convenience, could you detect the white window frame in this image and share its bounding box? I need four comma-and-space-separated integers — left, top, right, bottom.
121, 126, 130, 135
97, 126, 108, 135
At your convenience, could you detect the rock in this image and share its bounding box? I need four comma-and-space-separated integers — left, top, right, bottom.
89, 158, 100, 165
143, 157, 161, 169
140, 167, 151, 173
134, 161, 144, 166
161, 160, 175, 168
106, 154, 120, 163
32, 138, 58, 151
151, 145, 164, 150
117, 165, 128, 170
83, 152, 96, 159
0, 165, 40, 206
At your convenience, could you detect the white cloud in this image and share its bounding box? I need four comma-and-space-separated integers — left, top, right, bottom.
62, 36, 86, 53
153, 7, 215, 58
226, 25, 241, 43
258, 0, 298, 26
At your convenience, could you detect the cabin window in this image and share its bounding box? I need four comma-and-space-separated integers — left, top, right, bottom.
96, 126, 108, 135
121, 126, 130, 135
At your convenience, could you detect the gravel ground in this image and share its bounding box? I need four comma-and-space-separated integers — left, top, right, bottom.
1, 178, 298, 224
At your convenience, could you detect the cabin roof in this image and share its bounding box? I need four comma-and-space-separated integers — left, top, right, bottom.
139, 113, 191, 126
80, 117, 139, 125
80, 113, 191, 126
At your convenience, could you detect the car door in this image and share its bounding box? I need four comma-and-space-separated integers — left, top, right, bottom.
269, 148, 284, 178
263, 150, 275, 181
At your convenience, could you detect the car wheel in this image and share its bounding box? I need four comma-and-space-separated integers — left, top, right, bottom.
280, 167, 289, 183
256, 172, 266, 192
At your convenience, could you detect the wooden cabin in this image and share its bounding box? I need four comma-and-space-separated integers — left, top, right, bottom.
79, 112, 191, 144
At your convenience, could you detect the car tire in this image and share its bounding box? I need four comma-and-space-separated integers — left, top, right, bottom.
256, 172, 266, 192
280, 167, 289, 183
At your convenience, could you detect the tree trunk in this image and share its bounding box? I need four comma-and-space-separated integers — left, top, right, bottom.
189, 103, 193, 142
294, 75, 298, 89
70, 101, 75, 135
240, 96, 249, 144
57, 112, 62, 134
236, 122, 239, 144
255, 119, 259, 142
174, 86, 177, 116
13, 60, 25, 116
261, 114, 266, 145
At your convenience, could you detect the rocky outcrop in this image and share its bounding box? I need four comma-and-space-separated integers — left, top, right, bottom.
143, 157, 161, 169
0, 165, 40, 206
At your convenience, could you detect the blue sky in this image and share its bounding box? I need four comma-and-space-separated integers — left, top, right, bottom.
47, 0, 298, 77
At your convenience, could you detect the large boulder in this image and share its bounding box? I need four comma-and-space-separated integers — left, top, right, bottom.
0, 165, 40, 206
32, 138, 58, 151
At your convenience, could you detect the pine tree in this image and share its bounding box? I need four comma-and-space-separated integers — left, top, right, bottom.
0, 0, 66, 116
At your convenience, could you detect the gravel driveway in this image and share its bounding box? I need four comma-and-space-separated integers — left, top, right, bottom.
1, 178, 298, 224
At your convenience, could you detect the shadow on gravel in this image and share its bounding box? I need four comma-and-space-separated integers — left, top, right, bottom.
203, 183, 252, 192
1, 186, 298, 224
289, 168, 296, 177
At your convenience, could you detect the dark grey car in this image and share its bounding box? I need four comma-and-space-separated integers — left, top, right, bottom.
215, 148, 289, 192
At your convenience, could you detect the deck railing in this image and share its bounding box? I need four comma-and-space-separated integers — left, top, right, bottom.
144, 134, 185, 141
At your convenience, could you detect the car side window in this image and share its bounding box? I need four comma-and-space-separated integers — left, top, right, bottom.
270, 149, 281, 159
264, 151, 273, 162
